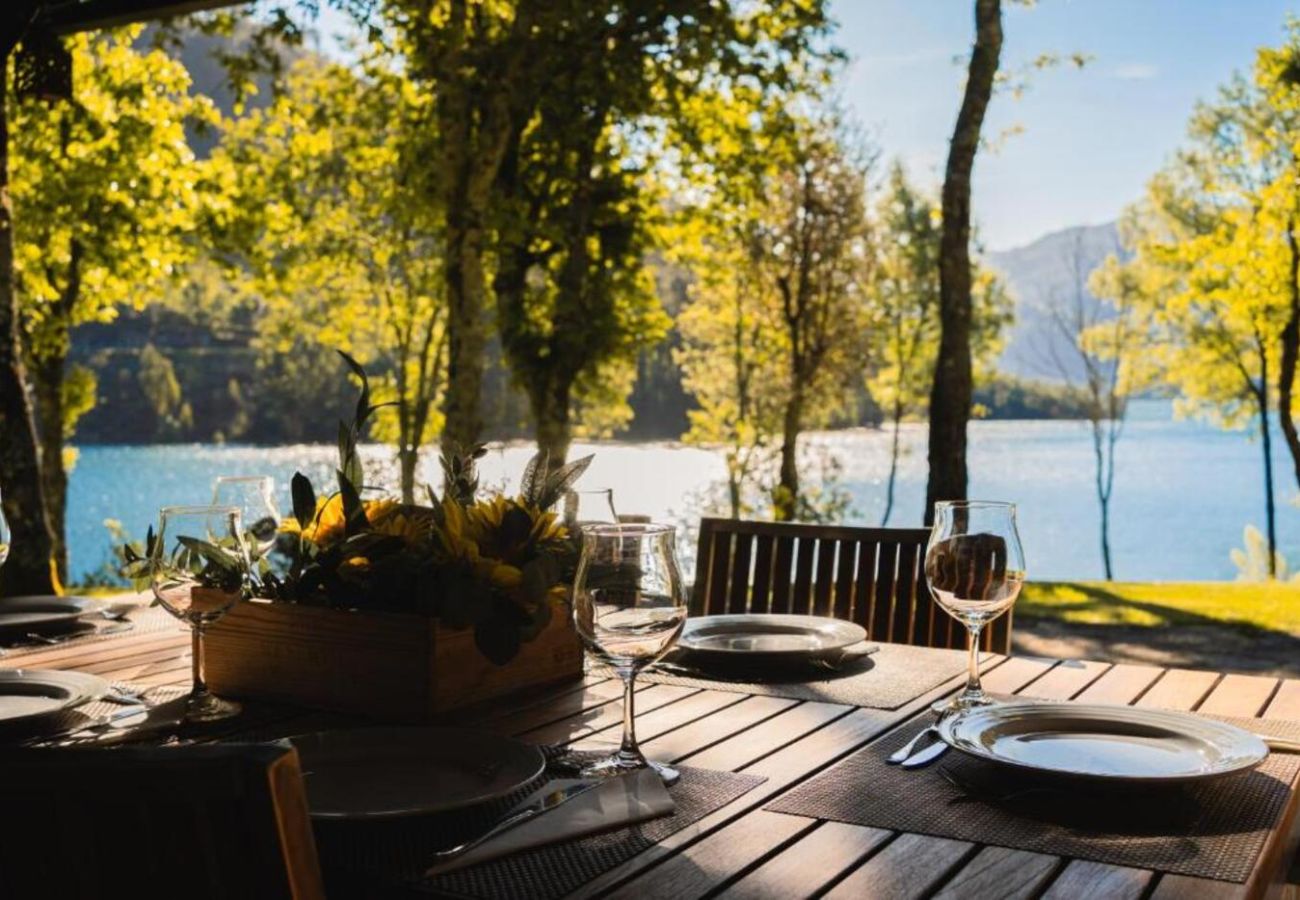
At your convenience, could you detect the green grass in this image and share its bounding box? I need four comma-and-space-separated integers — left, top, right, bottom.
1019, 581, 1300, 635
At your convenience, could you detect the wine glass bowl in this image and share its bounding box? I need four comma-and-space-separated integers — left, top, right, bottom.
152, 505, 250, 722
925, 500, 1025, 714
572, 522, 687, 782
212, 475, 281, 555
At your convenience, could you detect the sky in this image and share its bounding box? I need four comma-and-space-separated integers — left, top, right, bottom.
311, 1, 1299, 252
835, 0, 1300, 250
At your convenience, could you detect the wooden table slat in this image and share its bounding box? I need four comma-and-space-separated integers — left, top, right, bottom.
1040, 860, 1153, 900
930, 846, 1061, 900
1197, 673, 1280, 717
718, 821, 891, 899
821, 832, 973, 900
1134, 668, 1221, 711
1264, 679, 1300, 721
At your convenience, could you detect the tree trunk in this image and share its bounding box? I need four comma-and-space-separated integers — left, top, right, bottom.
881, 397, 903, 526
32, 354, 67, 583
531, 377, 573, 471
441, 206, 488, 456
1257, 382, 1278, 579
924, 0, 1002, 525
1089, 419, 1114, 580
776, 385, 803, 521
0, 52, 58, 596
1278, 220, 1300, 491
398, 445, 418, 505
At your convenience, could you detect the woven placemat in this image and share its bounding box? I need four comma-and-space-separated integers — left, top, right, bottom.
626, 643, 969, 710
0, 605, 182, 659
766, 713, 1300, 882
316, 751, 765, 900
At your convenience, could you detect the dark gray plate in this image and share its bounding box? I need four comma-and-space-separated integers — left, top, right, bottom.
292, 727, 546, 820
675, 614, 868, 666
0, 596, 107, 636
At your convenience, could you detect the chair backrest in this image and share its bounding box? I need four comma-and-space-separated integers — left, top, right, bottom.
690, 517, 1012, 654
0, 742, 324, 900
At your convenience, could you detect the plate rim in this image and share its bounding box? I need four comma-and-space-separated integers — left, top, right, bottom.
290, 725, 547, 820
0, 595, 109, 633
677, 613, 867, 658
936, 701, 1269, 784
0, 668, 110, 724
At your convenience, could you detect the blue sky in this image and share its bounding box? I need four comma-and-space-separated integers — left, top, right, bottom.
836, 0, 1299, 250
312, 1, 1298, 251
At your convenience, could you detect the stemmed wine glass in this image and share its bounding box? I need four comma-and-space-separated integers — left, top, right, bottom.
925, 500, 1025, 714
563, 489, 618, 530
0, 483, 10, 569
212, 476, 281, 556
151, 505, 250, 722
572, 523, 688, 784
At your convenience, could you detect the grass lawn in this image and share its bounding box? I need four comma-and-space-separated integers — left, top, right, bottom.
1020, 581, 1300, 635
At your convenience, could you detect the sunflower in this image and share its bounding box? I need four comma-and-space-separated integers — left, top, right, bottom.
281, 495, 428, 550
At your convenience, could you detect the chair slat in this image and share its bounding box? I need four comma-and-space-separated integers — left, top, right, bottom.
890, 541, 920, 645
832, 540, 857, 621
852, 539, 878, 630
770, 535, 796, 614
792, 538, 816, 614
870, 542, 897, 642
812, 538, 836, 616
750, 534, 776, 614
705, 528, 735, 617
726, 534, 754, 614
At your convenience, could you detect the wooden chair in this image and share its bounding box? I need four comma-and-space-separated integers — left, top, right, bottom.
0, 742, 324, 900
690, 517, 1013, 654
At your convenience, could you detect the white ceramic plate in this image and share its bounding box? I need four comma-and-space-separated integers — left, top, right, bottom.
0, 669, 109, 725
291, 727, 546, 820
675, 614, 867, 666
0, 596, 108, 636
937, 702, 1269, 784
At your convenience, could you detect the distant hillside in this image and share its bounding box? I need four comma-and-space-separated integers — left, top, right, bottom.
986, 222, 1124, 382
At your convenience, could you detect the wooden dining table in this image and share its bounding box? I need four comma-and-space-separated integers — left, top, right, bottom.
5, 607, 1300, 900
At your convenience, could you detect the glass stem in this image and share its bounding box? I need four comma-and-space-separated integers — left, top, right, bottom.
191, 625, 207, 697
965, 622, 983, 696
619, 671, 642, 763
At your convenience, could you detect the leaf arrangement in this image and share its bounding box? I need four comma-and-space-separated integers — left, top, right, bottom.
153, 349, 597, 666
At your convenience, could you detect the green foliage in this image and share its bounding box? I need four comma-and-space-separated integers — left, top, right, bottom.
12, 26, 217, 406
210, 53, 444, 501
1231, 525, 1300, 583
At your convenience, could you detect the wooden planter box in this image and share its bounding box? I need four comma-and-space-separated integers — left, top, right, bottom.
204, 599, 583, 721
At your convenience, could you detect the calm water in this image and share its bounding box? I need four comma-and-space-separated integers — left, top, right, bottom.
65, 400, 1299, 583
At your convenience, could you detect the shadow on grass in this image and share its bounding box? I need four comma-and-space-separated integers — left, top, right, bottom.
1015, 583, 1300, 678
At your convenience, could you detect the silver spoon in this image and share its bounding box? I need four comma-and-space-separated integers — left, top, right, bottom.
888, 726, 940, 764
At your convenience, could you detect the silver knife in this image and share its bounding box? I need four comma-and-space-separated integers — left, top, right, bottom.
425, 778, 603, 871
900, 739, 950, 769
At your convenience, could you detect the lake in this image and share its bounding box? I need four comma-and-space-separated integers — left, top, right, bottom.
64, 399, 1299, 584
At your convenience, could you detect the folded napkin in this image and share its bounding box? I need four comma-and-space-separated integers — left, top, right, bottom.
426, 768, 674, 875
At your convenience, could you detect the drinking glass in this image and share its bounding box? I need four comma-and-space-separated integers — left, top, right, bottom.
563, 489, 618, 530
572, 523, 688, 783
925, 500, 1025, 714
213, 476, 281, 555
0, 484, 10, 569
151, 505, 250, 722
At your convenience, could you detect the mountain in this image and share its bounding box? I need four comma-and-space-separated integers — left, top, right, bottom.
986, 222, 1124, 382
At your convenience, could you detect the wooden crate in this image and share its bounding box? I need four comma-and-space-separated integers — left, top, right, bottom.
204, 599, 583, 720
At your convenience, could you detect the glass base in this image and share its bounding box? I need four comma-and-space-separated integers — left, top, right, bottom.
931, 689, 1006, 717
579, 751, 680, 786
185, 690, 241, 723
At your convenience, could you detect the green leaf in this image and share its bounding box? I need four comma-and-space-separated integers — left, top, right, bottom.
291, 472, 317, 531
176, 535, 241, 572
337, 349, 371, 431
337, 469, 367, 537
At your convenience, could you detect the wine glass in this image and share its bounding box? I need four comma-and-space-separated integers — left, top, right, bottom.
563, 489, 618, 530
151, 505, 250, 722
925, 500, 1026, 714
572, 523, 688, 784
0, 483, 10, 569
212, 476, 281, 555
